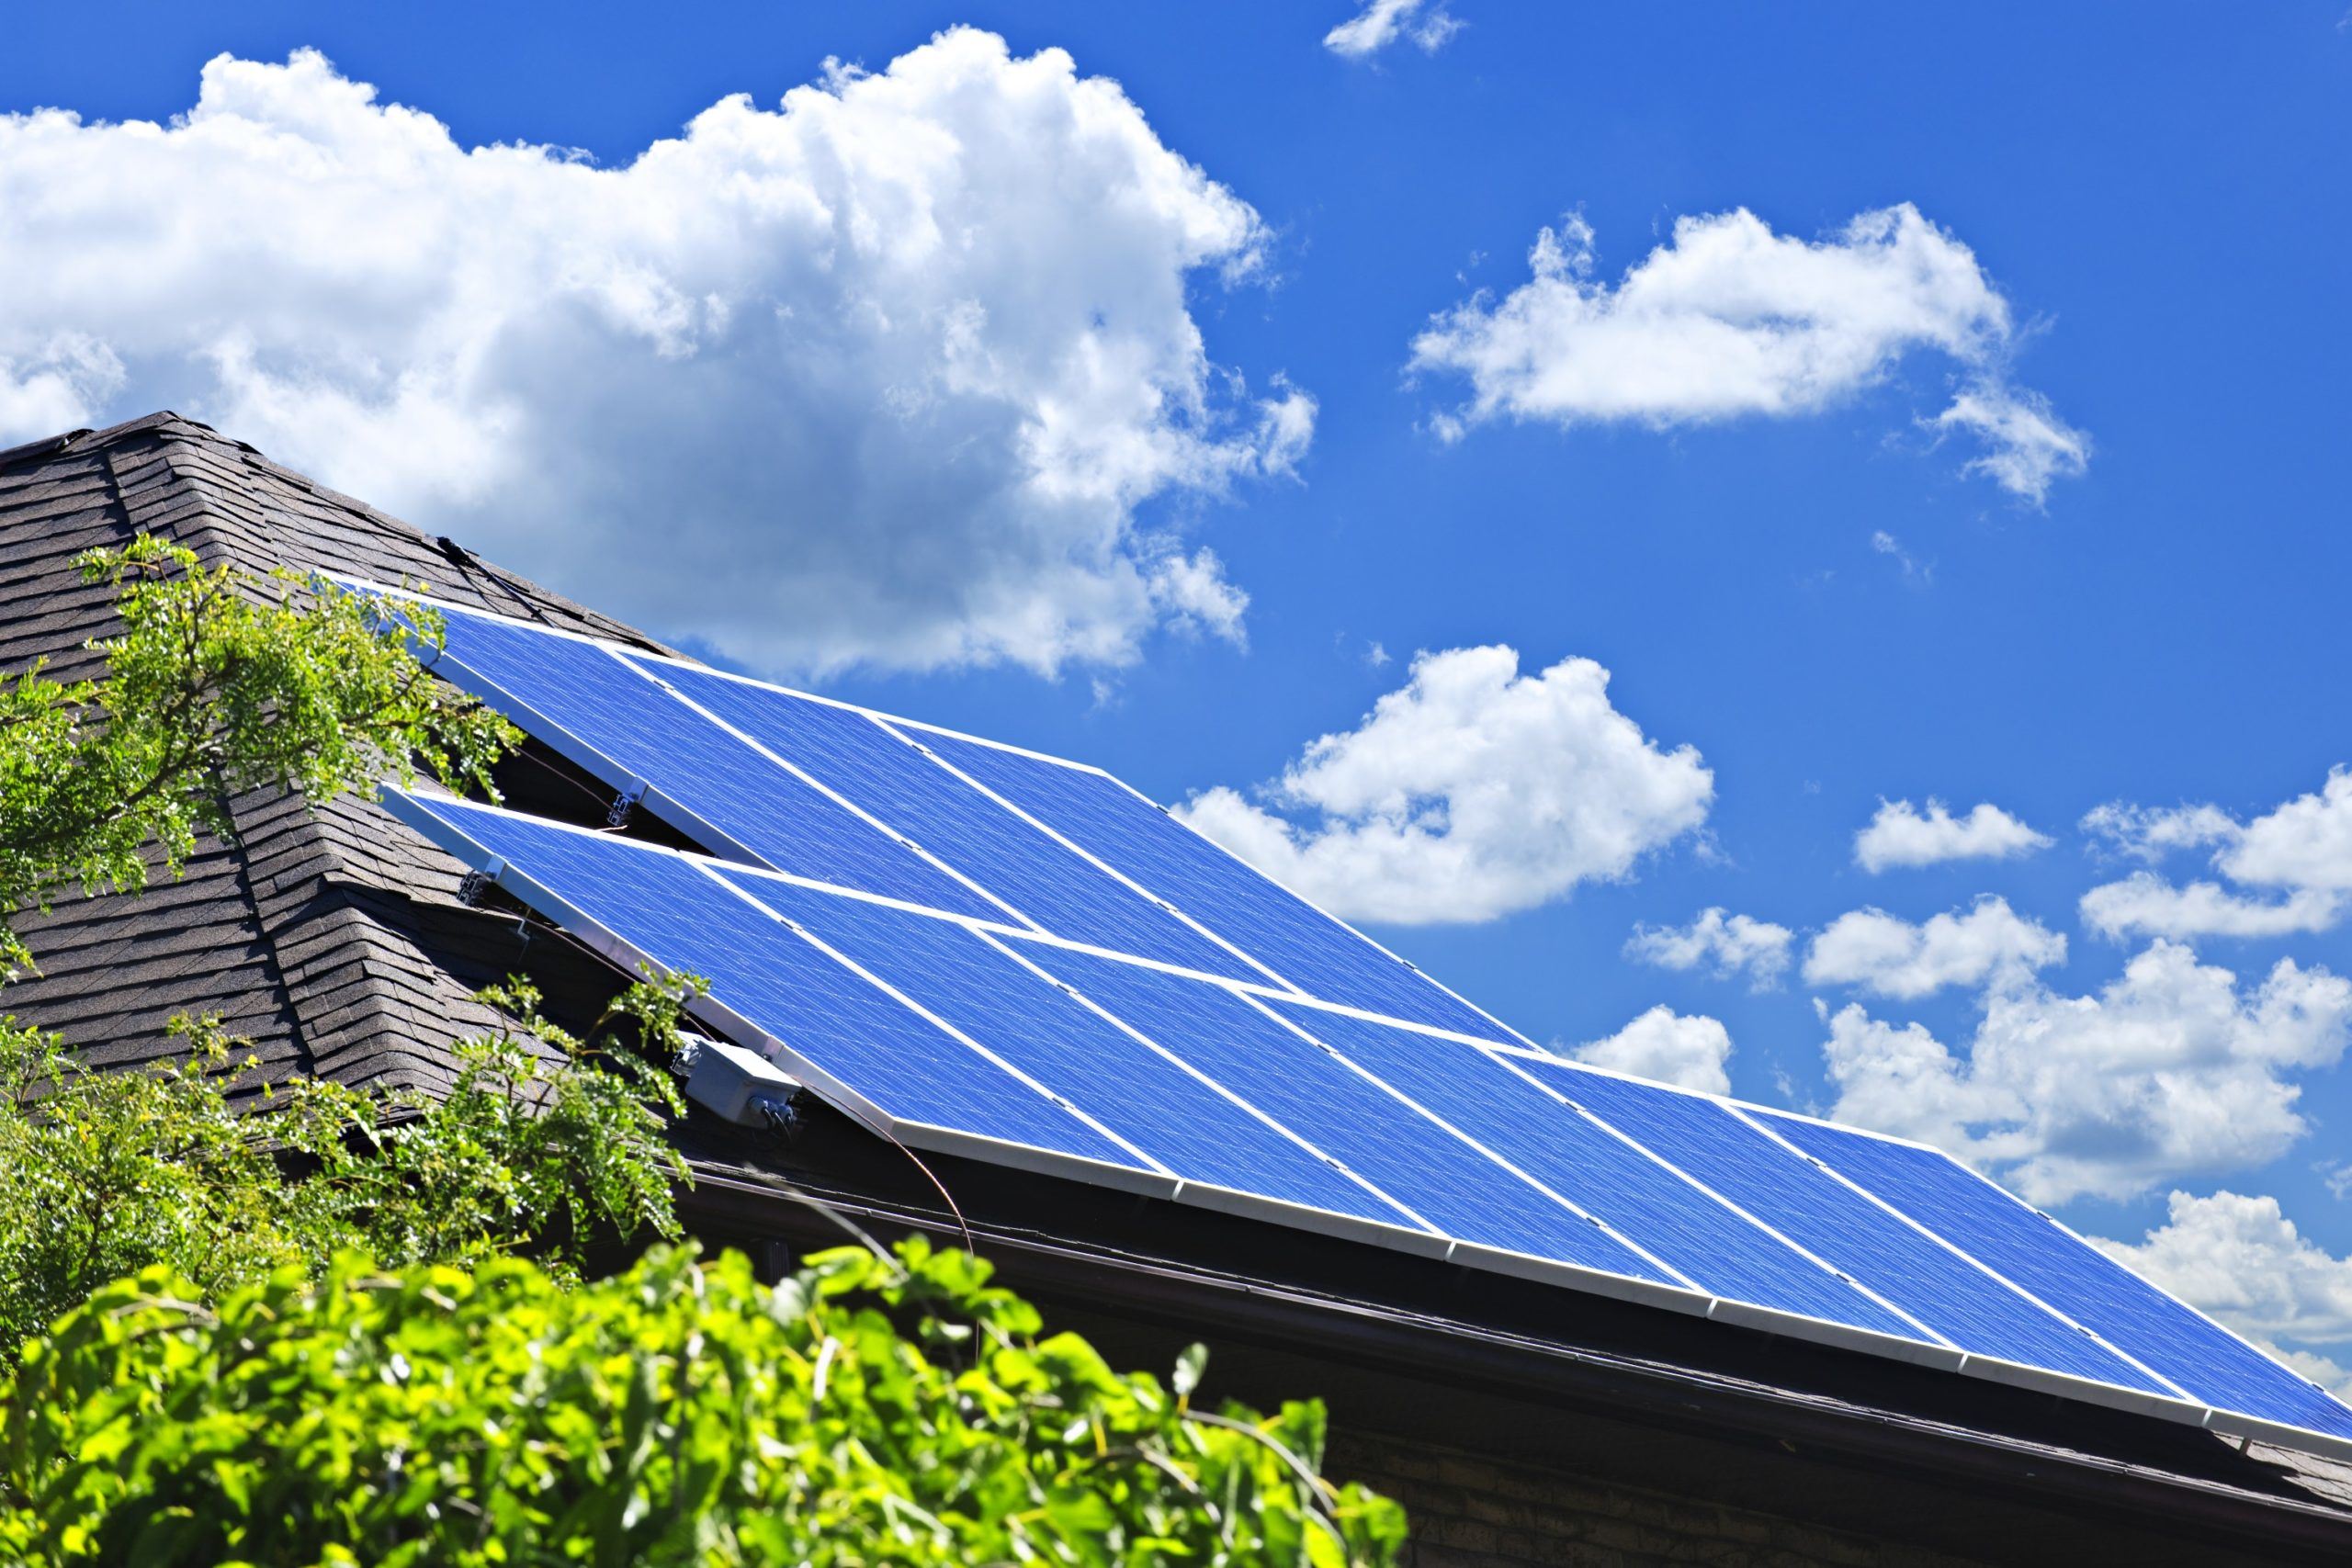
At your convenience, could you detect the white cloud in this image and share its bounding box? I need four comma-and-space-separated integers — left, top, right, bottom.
1409, 205, 2086, 501
1569, 1006, 1734, 1097
2079, 872, 2344, 942
1870, 529, 1931, 586
1803, 896, 2065, 999
0, 35, 1309, 678
1175, 645, 1712, 925
1625, 907, 1793, 988
1853, 797, 2052, 873
2076, 770, 2352, 939
2226, 767, 2352, 893
2095, 1191, 2352, 1358
1820, 942, 2352, 1205
1932, 383, 2089, 506
2080, 801, 2242, 863
1324, 0, 1463, 59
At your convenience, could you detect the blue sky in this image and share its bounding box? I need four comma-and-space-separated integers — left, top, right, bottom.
6, 3, 2352, 1378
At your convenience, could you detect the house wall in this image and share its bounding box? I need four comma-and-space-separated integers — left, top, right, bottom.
1328, 1429, 1986, 1568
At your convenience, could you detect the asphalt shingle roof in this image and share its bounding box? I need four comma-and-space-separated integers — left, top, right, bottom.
0, 412, 662, 1097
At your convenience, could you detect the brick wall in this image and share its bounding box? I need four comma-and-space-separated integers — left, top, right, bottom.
1329, 1429, 1988, 1568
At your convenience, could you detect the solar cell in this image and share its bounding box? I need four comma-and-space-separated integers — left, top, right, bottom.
638, 658, 1273, 985
702, 864, 1425, 1232
1265, 1003, 1922, 1338
897, 723, 1513, 1041
1759, 1111, 2352, 1439
393, 795, 1141, 1172
404, 602, 1007, 921
1535, 1063, 2173, 1393
1012, 941, 1679, 1285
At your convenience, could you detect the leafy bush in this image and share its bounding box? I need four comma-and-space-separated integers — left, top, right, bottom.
0, 976, 695, 1366
0, 1236, 1407, 1568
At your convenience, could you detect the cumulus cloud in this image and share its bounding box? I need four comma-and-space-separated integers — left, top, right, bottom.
1324, 0, 1463, 59
2095, 1191, 2352, 1369
1568, 1006, 1734, 1097
1409, 205, 2087, 501
2079, 872, 2344, 942
1803, 896, 2065, 999
1625, 907, 1793, 988
2226, 768, 2352, 893
1853, 797, 2052, 873
2078, 769, 2352, 939
1175, 645, 1712, 925
0, 35, 1310, 678
1820, 941, 2352, 1205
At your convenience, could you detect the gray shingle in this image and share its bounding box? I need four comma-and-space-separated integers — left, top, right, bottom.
0, 412, 661, 1095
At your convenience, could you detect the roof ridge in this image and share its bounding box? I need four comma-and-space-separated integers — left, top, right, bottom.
0, 415, 672, 1102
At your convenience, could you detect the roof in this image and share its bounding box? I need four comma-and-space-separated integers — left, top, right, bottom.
0, 412, 663, 1099
5, 411, 2351, 1563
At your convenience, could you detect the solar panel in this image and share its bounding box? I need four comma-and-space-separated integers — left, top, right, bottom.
1012, 940, 1677, 1284
1758, 1111, 2352, 1440
398, 797, 1142, 1173
1543, 1066, 2174, 1394
876, 723, 1513, 1040
1261, 1002, 1923, 1339
389, 600, 1007, 921
371, 585, 1513, 1038
698, 865, 1420, 1232
357, 585, 2352, 1461
632, 659, 1273, 985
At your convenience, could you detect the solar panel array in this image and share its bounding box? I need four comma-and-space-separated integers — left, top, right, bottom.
365, 584, 2352, 1461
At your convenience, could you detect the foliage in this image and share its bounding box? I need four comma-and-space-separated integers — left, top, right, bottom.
0, 976, 696, 1366
0, 1236, 1407, 1568
0, 536, 513, 976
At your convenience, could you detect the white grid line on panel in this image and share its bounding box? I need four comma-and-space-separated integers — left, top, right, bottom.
967, 928, 1443, 1237
1467, 1046, 1957, 1349
1718, 1104, 2197, 1404
685, 857, 1177, 1182
593, 645, 1052, 936
1238, 992, 1702, 1294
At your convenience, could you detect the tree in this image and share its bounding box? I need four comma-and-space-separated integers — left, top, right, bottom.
0, 976, 695, 1363
0, 536, 695, 1353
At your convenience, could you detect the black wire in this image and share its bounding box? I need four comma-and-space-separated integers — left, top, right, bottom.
434, 536, 558, 629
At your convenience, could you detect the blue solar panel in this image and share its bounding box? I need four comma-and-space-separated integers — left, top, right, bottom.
1013, 941, 1676, 1284
705, 866, 1419, 1230
899, 724, 1510, 1041
1537, 1065, 2169, 1392
397, 788, 2352, 1453
411, 604, 1006, 922
1267, 1004, 1918, 1337
639, 660, 1270, 985
1759, 1112, 2352, 1438
399, 797, 1136, 1169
